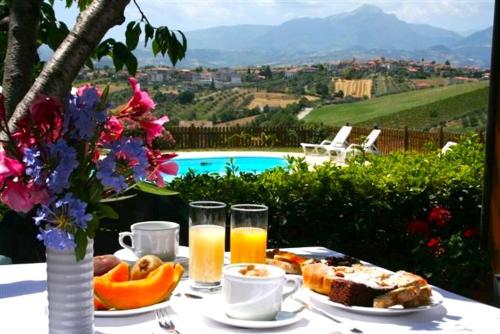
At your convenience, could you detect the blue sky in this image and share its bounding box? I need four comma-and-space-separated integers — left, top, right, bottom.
55, 0, 494, 38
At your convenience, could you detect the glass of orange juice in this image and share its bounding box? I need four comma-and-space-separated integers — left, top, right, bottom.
230, 204, 268, 264
189, 201, 226, 291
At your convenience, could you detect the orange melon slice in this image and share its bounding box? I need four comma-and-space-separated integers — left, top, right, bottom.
94, 263, 184, 310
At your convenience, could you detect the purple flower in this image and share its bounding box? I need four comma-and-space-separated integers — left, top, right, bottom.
65, 87, 107, 140
34, 193, 93, 250
96, 137, 149, 192
47, 140, 79, 193
37, 227, 76, 250
23, 148, 43, 184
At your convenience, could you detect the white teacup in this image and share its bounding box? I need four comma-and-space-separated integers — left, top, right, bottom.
118, 221, 179, 261
223, 264, 302, 321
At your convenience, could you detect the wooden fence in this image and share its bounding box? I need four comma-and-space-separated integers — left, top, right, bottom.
165, 126, 477, 154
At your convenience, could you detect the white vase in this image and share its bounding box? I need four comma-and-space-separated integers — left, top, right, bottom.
46, 239, 94, 334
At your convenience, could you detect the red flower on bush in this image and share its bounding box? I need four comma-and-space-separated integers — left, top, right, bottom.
464, 228, 476, 238
427, 237, 440, 248
428, 205, 452, 228
407, 218, 430, 236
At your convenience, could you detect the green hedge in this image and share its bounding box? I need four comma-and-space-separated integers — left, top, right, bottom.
170, 136, 489, 298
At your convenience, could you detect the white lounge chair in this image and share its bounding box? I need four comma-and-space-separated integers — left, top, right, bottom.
334, 129, 381, 162
441, 141, 458, 154
300, 126, 352, 155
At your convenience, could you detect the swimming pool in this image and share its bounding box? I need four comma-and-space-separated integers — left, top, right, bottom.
169, 156, 288, 178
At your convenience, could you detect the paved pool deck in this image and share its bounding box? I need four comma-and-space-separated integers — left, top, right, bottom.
174, 151, 335, 168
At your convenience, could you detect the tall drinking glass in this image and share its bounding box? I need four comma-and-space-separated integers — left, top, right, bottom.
230, 204, 268, 264
189, 201, 226, 291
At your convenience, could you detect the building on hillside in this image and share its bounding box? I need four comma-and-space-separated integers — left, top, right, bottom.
213, 69, 242, 88
176, 69, 194, 82
145, 67, 174, 84
178, 120, 213, 127
192, 71, 213, 85
284, 68, 301, 79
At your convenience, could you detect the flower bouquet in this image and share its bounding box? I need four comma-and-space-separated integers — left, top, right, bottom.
0, 77, 178, 258
0, 77, 178, 333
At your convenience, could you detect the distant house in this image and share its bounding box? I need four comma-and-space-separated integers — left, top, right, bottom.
213, 69, 242, 88
192, 71, 213, 85
284, 68, 300, 79
179, 120, 214, 127
146, 67, 173, 84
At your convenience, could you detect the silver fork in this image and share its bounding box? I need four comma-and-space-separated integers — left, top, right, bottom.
155, 307, 181, 334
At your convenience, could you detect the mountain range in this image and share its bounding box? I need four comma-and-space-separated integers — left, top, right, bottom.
160, 4, 491, 68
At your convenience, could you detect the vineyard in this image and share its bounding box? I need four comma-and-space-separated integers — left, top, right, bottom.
333, 79, 373, 98
372, 76, 415, 96
109, 86, 304, 124
357, 86, 489, 130
305, 80, 489, 128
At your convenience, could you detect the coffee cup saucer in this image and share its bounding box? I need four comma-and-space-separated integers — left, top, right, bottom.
114, 247, 189, 266
203, 299, 305, 329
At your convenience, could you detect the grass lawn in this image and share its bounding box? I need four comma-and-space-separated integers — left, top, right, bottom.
305, 81, 489, 126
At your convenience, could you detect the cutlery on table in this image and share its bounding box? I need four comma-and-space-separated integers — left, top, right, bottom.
155, 307, 181, 334
294, 298, 363, 333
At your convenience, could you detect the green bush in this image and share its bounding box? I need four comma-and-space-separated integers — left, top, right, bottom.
169, 136, 489, 298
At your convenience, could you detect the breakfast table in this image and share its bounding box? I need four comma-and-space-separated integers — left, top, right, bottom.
1, 246, 500, 334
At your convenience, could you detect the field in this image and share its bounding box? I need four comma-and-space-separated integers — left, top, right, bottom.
305, 81, 489, 128
333, 79, 373, 98
247, 91, 301, 109
358, 86, 489, 130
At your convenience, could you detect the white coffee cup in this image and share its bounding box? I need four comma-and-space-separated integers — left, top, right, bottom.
223, 263, 302, 321
118, 221, 179, 261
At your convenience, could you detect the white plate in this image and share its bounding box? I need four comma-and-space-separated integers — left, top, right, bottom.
95, 300, 170, 317
308, 289, 444, 316
203, 301, 304, 329
114, 248, 189, 266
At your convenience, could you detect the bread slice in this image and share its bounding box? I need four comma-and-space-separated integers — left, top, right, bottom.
265, 258, 301, 275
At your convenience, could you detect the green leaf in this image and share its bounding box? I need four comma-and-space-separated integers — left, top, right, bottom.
86, 215, 99, 239
85, 57, 94, 70
135, 182, 179, 196
97, 85, 110, 110
65, 0, 73, 8
177, 30, 188, 53
74, 229, 88, 261
125, 21, 141, 51
98, 205, 119, 219
95, 39, 114, 60
112, 42, 129, 72
144, 23, 154, 47
125, 54, 138, 76
152, 39, 160, 56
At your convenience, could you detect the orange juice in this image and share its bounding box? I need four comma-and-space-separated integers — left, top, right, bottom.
189, 224, 225, 283
230, 227, 267, 263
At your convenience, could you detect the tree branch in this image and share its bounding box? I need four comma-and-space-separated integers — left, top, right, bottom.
2, 0, 42, 118
7, 0, 131, 133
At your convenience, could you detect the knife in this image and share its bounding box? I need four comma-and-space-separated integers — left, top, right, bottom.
294, 298, 363, 333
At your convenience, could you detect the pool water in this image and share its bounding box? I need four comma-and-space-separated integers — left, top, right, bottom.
170, 156, 288, 178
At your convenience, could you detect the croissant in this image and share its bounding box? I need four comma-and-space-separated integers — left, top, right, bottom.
302, 262, 338, 295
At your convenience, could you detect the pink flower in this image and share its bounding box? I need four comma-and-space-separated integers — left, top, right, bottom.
146, 150, 178, 187
407, 219, 430, 236
13, 95, 64, 148
100, 116, 124, 143
140, 116, 169, 146
1, 180, 33, 212
428, 205, 452, 228
119, 77, 155, 117
0, 150, 24, 185
0, 179, 50, 213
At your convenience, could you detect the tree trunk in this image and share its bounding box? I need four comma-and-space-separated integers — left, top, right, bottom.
2, 0, 42, 119
6, 0, 130, 134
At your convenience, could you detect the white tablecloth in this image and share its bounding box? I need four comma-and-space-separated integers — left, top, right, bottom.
1, 247, 499, 333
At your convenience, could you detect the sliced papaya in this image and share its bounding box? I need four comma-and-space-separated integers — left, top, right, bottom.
93, 262, 130, 310
94, 263, 184, 310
